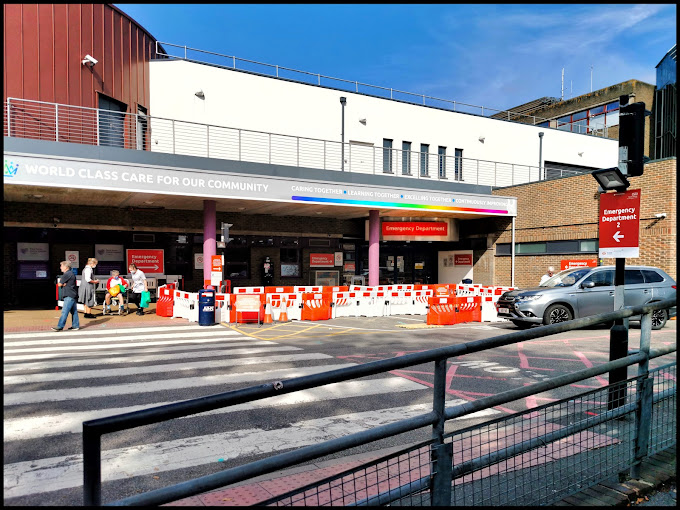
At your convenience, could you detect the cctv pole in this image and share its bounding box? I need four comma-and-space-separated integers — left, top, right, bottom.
340, 97, 346, 171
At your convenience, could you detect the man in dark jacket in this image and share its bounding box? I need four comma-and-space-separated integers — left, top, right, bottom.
53, 260, 80, 331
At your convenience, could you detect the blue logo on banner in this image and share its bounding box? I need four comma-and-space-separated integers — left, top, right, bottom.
4, 160, 18, 178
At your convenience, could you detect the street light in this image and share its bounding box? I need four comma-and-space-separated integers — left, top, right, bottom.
340, 97, 346, 171
591, 167, 630, 192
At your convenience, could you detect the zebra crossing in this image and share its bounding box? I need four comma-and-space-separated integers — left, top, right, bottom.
3, 324, 499, 504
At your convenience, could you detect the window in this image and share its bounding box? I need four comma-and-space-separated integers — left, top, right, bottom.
224, 247, 250, 279
382, 139, 393, 173
515, 242, 546, 254
454, 148, 463, 180
642, 270, 664, 283
496, 239, 598, 256
584, 270, 614, 287
420, 144, 429, 176
624, 269, 645, 285
402, 141, 411, 175
98, 95, 127, 148
280, 248, 300, 278
546, 240, 580, 253
136, 105, 148, 150
554, 100, 620, 134
438, 146, 446, 178
580, 239, 598, 252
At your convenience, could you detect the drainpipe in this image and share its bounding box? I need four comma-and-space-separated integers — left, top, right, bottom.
538, 132, 544, 180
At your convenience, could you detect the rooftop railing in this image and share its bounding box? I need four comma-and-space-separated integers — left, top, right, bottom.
156, 41, 609, 137
5, 98, 589, 187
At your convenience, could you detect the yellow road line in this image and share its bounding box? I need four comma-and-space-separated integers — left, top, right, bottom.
265, 323, 323, 340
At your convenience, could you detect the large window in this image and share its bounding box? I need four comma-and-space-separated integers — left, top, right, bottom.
420, 144, 429, 176
224, 247, 250, 279
382, 139, 393, 173
280, 248, 300, 278
556, 100, 620, 134
496, 239, 598, 256
402, 141, 411, 175
98, 94, 127, 148
438, 146, 446, 179
454, 148, 463, 180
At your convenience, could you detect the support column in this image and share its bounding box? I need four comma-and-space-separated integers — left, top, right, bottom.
368, 210, 380, 286
203, 200, 216, 288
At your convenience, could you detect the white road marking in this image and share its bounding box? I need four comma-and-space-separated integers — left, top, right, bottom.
3, 325, 213, 339
4, 378, 427, 441
5, 353, 332, 385
4, 364, 357, 406
3, 339, 265, 363
383, 316, 424, 322
3, 335, 250, 355
3, 330, 241, 348
4, 401, 488, 499
3, 344, 297, 372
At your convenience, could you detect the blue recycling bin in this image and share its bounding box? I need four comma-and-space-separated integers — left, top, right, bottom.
198, 289, 216, 326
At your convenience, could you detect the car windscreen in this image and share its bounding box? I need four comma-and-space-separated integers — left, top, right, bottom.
540, 267, 592, 287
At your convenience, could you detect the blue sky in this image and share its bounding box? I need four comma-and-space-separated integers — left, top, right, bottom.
117, 3, 676, 111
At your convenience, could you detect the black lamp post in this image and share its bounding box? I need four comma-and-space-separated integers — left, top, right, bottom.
340, 97, 346, 171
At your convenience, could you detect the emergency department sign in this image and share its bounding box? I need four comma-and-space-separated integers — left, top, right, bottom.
599, 189, 640, 258
126, 249, 165, 274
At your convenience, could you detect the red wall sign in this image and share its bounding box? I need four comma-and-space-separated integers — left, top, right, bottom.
382, 222, 448, 237
454, 254, 472, 266
599, 189, 640, 258
310, 253, 335, 267
126, 249, 165, 274
560, 259, 598, 271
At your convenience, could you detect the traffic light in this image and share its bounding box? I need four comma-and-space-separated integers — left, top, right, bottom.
221, 222, 234, 245
618, 98, 649, 177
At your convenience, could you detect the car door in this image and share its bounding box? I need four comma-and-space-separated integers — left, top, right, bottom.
624, 269, 650, 309
642, 269, 670, 301
576, 269, 614, 318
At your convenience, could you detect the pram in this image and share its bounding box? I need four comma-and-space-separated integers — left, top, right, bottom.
102, 285, 128, 315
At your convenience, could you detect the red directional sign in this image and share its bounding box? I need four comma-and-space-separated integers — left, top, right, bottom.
599, 189, 640, 258
126, 249, 165, 274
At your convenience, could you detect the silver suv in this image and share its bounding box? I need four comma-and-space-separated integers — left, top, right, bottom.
496, 265, 676, 330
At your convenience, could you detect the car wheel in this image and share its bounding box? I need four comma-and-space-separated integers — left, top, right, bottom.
543, 304, 573, 325
511, 320, 533, 329
651, 309, 668, 330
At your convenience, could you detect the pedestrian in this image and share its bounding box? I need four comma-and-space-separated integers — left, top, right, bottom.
539, 266, 556, 285
128, 263, 148, 316
104, 270, 128, 314
78, 257, 100, 318
52, 260, 80, 331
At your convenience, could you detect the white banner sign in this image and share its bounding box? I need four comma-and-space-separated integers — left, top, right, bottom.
95, 244, 124, 261
17, 242, 49, 261
4, 154, 517, 217
65, 250, 80, 268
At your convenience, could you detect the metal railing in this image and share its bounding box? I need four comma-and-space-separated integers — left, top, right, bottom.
81, 298, 676, 506
156, 42, 609, 137
5, 98, 592, 187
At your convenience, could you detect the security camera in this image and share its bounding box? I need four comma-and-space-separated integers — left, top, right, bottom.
82, 54, 98, 67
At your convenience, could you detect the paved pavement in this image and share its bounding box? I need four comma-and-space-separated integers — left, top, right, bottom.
3, 306, 676, 506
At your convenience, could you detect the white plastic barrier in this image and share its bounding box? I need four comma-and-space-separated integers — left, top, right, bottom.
232, 286, 265, 294
386, 291, 411, 315
481, 296, 501, 322
332, 291, 361, 318
349, 285, 376, 293
268, 293, 301, 321
172, 290, 199, 322
355, 291, 386, 317
215, 293, 229, 323
294, 286, 324, 294
412, 290, 433, 315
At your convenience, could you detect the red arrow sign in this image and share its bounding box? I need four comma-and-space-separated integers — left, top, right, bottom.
599, 189, 640, 258
126, 249, 165, 274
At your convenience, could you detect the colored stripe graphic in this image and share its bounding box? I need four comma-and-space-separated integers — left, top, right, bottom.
291, 196, 508, 214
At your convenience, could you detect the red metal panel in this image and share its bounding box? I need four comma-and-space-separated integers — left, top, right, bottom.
80, 3, 94, 109
129, 24, 139, 110
92, 4, 104, 99
121, 16, 130, 108
102, 5, 114, 100
112, 10, 123, 106
21, 4, 39, 100
52, 3, 69, 105
38, 4, 55, 104
67, 4, 81, 105
4, 4, 24, 102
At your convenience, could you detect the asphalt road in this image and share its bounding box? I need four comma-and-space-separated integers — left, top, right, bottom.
3, 317, 676, 505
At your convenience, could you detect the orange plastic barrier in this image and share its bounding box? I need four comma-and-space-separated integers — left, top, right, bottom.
230, 294, 265, 324
427, 296, 457, 325
155, 283, 176, 317
453, 295, 482, 323
301, 292, 332, 321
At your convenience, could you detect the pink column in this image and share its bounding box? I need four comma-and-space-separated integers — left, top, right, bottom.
368, 209, 380, 286
203, 200, 216, 289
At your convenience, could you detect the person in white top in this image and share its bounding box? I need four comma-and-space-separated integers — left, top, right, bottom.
539, 266, 556, 285
78, 257, 100, 318
128, 263, 148, 315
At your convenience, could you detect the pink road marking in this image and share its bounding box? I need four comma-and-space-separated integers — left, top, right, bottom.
665, 373, 676, 381
572, 351, 609, 387
481, 353, 598, 362
516, 342, 555, 371
570, 384, 602, 389
522, 335, 609, 345
396, 368, 508, 381
389, 370, 516, 415
445, 364, 458, 389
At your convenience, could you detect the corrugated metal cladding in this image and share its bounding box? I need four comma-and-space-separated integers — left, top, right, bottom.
3, 3, 162, 113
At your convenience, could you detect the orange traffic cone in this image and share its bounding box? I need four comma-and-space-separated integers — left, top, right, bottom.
263, 296, 273, 324
279, 298, 290, 322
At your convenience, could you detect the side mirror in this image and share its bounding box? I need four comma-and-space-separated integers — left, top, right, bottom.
581, 281, 595, 289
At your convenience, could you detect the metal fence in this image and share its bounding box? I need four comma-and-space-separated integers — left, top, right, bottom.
6, 97, 570, 188
156, 42, 609, 137
81, 298, 676, 506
